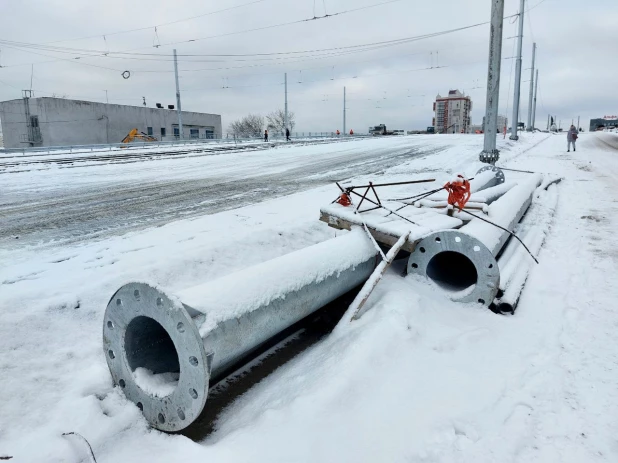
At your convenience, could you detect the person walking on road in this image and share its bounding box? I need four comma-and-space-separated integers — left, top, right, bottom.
567, 125, 578, 152
264, 129, 269, 142
285, 128, 290, 141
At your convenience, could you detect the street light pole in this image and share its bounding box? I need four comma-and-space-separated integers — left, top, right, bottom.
510, 0, 525, 140
173, 49, 183, 139
284, 72, 288, 135
480, 0, 505, 164
343, 86, 347, 136
526, 43, 536, 131
531, 69, 539, 131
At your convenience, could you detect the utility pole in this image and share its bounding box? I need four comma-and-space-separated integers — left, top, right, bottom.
509, 0, 525, 140
531, 69, 538, 131
480, 0, 505, 164
173, 49, 183, 139
577, 115, 580, 131
104, 90, 109, 104
547, 114, 550, 131
526, 43, 536, 131
343, 86, 347, 136
284, 72, 288, 134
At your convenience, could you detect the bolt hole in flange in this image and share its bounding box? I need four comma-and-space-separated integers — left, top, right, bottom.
426, 251, 478, 292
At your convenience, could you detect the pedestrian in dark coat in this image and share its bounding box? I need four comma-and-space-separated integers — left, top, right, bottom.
286, 128, 290, 141
264, 129, 268, 142
567, 125, 578, 152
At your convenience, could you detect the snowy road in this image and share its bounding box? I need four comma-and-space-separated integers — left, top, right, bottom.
0, 136, 447, 248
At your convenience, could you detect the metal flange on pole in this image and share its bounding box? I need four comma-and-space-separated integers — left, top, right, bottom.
103, 230, 378, 432
406, 165, 505, 305
407, 229, 500, 305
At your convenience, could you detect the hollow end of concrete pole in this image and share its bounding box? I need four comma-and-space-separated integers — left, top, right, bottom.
103, 282, 210, 432
407, 230, 500, 306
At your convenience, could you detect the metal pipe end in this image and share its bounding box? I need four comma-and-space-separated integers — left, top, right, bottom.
476, 165, 505, 185
407, 230, 500, 305
496, 301, 515, 314
103, 282, 210, 431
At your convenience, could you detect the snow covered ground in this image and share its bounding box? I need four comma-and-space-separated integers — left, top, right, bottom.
1, 132, 617, 462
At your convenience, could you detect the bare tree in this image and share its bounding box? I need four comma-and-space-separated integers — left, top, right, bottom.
229, 114, 265, 137
266, 109, 296, 135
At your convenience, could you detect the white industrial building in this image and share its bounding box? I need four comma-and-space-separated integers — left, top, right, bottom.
0, 97, 222, 149
432, 90, 472, 134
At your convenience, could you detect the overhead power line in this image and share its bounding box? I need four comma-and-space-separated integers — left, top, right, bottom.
44, 0, 268, 44
0, 0, 408, 59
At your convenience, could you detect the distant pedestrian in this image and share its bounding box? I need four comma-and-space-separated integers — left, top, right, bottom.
286, 128, 290, 141
567, 124, 578, 152
336, 129, 340, 135
264, 129, 268, 142
349, 129, 354, 135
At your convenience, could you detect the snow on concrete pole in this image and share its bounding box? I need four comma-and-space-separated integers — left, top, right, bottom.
480, 0, 505, 164
173, 49, 183, 139
343, 86, 347, 136
531, 69, 539, 130
526, 43, 536, 131
509, 0, 525, 141
284, 72, 288, 133
547, 114, 550, 130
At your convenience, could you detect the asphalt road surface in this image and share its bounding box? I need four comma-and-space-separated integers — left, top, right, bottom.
0, 137, 449, 249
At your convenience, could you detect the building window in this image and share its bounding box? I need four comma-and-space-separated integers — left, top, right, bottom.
204, 130, 214, 139
160, 127, 166, 137
30, 115, 39, 128
147, 127, 153, 136
173, 127, 179, 137
190, 128, 199, 138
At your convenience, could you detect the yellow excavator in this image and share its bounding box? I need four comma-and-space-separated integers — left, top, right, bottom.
121, 128, 157, 146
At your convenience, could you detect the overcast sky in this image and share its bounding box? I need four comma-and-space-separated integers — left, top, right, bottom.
0, 0, 616, 133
